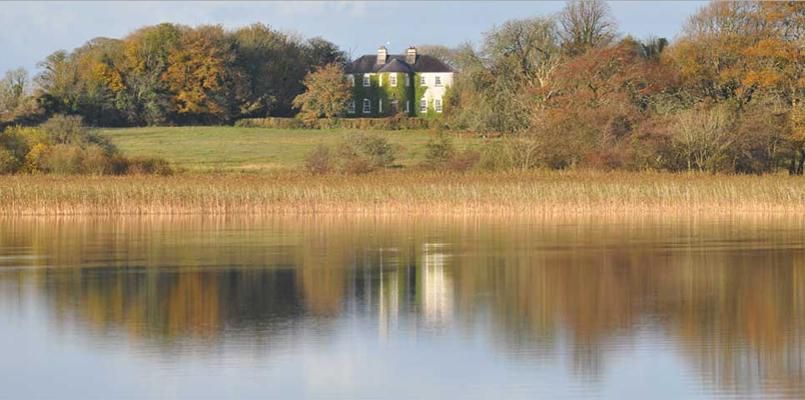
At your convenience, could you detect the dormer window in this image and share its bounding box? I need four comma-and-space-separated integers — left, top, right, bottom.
419, 75, 426, 86
434, 76, 442, 87
363, 74, 370, 87
347, 75, 355, 87
389, 73, 397, 87
362, 98, 371, 114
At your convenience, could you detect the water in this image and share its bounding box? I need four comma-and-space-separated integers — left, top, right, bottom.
1, 216, 804, 399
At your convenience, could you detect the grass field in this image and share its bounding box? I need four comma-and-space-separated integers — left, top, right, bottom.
2, 171, 804, 216
100, 126, 476, 172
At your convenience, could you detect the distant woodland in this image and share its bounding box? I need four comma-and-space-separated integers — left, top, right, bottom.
0, 1, 803, 174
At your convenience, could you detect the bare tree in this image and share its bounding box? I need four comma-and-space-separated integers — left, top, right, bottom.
558, 0, 618, 55
0, 68, 30, 114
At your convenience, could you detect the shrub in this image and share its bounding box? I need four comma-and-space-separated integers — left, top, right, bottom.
0, 148, 19, 174
80, 144, 115, 175
125, 157, 174, 176
304, 144, 334, 175
43, 144, 83, 174
421, 133, 480, 172
337, 133, 399, 174
447, 149, 481, 172
40, 114, 116, 152
235, 117, 305, 129
422, 133, 456, 169
478, 141, 513, 171
22, 143, 49, 173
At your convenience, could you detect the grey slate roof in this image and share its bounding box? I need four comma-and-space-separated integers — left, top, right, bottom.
344, 54, 453, 74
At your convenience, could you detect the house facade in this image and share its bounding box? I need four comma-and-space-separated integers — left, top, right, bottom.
343, 47, 454, 118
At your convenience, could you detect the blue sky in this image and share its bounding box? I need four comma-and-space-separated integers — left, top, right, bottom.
0, 1, 707, 75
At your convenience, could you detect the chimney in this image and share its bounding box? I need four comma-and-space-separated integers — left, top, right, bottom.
376, 46, 388, 65
406, 47, 417, 64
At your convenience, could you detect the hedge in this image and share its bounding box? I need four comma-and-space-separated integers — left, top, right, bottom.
235, 117, 436, 130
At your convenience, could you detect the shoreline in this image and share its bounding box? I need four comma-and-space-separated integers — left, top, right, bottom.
1, 171, 804, 216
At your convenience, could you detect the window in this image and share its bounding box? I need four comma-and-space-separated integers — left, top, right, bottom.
419, 75, 426, 86
378, 74, 383, 87
434, 76, 442, 87
390, 100, 399, 114
405, 100, 410, 113
389, 73, 397, 87
420, 98, 428, 113
434, 98, 442, 113
348, 100, 356, 114
405, 74, 410, 87
363, 74, 370, 87
362, 98, 371, 114
347, 75, 355, 87
378, 99, 383, 113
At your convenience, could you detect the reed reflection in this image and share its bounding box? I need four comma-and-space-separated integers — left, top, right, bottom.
0, 216, 804, 396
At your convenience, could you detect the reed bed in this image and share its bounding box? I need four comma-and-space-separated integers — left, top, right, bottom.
1, 171, 804, 216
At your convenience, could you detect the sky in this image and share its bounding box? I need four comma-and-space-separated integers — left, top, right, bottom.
0, 1, 708, 75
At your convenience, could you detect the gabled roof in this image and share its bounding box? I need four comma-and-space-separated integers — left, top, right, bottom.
344, 54, 453, 74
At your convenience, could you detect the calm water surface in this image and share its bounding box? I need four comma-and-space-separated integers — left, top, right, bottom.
1, 216, 804, 399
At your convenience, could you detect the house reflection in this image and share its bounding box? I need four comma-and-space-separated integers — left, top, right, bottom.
1, 216, 805, 397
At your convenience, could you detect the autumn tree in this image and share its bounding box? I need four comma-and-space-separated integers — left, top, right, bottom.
291, 63, 351, 124
163, 25, 247, 124
117, 23, 183, 125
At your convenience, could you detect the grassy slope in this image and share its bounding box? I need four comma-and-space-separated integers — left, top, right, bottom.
100, 126, 474, 172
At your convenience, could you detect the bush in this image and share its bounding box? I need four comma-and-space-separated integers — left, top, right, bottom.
40, 114, 116, 151
125, 157, 174, 176
478, 141, 513, 171
0, 148, 19, 174
447, 149, 481, 172
23, 143, 49, 173
422, 133, 456, 169
235, 117, 304, 129
80, 144, 115, 175
43, 144, 83, 174
304, 144, 334, 175
421, 133, 480, 172
335, 133, 399, 174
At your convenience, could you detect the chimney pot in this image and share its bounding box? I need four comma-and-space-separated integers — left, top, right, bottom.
406, 47, 417, 64
377, 46, 388, 65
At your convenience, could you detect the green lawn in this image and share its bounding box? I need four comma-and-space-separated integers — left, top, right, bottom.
100, 126, 478, 172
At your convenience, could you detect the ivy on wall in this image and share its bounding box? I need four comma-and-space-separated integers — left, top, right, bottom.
348, 72, 442, 119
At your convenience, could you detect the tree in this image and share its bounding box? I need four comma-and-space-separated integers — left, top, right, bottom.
303, 37, 346, 70
558, 0, 617, 56
0, 68, 30, 116
292, 63, 351, 124
36, 50, 79, 115
163, 25, 246, 123
118, 23, 183, 125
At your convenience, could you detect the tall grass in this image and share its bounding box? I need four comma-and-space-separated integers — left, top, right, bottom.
1, 170, 804, 216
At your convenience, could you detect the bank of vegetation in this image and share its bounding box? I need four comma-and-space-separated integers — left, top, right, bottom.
0, 1, 802, 177
0, 1, 803, 215
1, 171, 804, 216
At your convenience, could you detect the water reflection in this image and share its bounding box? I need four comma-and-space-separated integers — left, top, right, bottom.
1, 216, 804, 399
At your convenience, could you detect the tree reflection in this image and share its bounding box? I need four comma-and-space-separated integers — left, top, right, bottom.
1, 215, 804, 396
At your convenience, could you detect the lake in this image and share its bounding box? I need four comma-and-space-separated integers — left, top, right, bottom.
1, 215, 804, 399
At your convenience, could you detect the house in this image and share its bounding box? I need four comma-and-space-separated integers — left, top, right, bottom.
343, 46, 454, 118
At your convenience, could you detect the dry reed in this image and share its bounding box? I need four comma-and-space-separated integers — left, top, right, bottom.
1, 170, 804, 216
